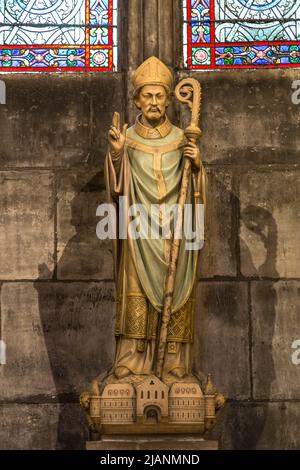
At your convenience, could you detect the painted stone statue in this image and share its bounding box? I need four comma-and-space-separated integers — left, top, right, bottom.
106, 56, 205, 381
81, 57, 224, 435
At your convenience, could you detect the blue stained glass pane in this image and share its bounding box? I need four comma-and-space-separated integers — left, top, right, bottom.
90, 0, 110, 26
0, 1, 85, 45
215, 0, 300, 20
1, 26, 85, 45
90, 26, 109, 45
2, 0, 86, 26
189, 0, 211, 42
0, 0, 118, 71
0, 47, 85, 68
191, 0, 210, 21
215, 0, 300, 42
184, 0, 300, 68
191, 21, 211, 43
215, 43, 300, 66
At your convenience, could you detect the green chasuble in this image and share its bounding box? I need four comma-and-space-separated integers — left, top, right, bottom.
125, 122, 198, 313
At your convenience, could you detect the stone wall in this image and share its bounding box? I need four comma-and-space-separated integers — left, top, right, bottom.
0, 1, 300, 450
190, 69, 300, 449
0, 73, 124, 449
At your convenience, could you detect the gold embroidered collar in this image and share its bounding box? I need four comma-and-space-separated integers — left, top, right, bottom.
134, 114, 172, 139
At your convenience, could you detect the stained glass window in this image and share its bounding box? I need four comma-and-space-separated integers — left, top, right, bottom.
183, 0, 300, 69
0, 0, 118, 71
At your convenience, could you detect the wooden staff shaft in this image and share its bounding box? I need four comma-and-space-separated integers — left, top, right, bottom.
155, 78, 202, 379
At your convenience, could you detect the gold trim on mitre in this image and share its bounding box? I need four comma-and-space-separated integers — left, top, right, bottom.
132, 56, 174, 94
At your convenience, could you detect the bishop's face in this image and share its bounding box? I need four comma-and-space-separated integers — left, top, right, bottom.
135, 84, 170, 126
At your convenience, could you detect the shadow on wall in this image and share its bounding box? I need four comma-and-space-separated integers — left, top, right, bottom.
213, 199, 278, 449
237, 205, 278, 449
32, 171, 279, 449
33, 171, 116, 450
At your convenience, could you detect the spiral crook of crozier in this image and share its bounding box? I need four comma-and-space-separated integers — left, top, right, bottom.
175, 78, 202, 131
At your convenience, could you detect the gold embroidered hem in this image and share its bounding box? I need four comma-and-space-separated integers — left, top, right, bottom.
115, 293, 195, 344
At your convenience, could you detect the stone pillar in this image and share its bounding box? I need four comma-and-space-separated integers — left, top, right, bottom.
126, 0, 180, 123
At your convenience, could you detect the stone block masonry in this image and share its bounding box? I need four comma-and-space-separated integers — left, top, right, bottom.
0, 53, 299, 449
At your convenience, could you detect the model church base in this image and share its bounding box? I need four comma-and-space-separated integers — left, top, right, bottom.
81, 373, 224, 442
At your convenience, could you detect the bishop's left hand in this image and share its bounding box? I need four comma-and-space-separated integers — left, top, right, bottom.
184, 142, 201, 171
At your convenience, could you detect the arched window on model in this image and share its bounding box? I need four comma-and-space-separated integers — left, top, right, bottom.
183, 0, 300, 69
0, 0, 118, 71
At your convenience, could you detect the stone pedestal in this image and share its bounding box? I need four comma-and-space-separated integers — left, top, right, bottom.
86, 435, 218, 450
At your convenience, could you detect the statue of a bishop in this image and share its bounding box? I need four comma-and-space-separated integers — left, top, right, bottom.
104, 56, 206, 383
